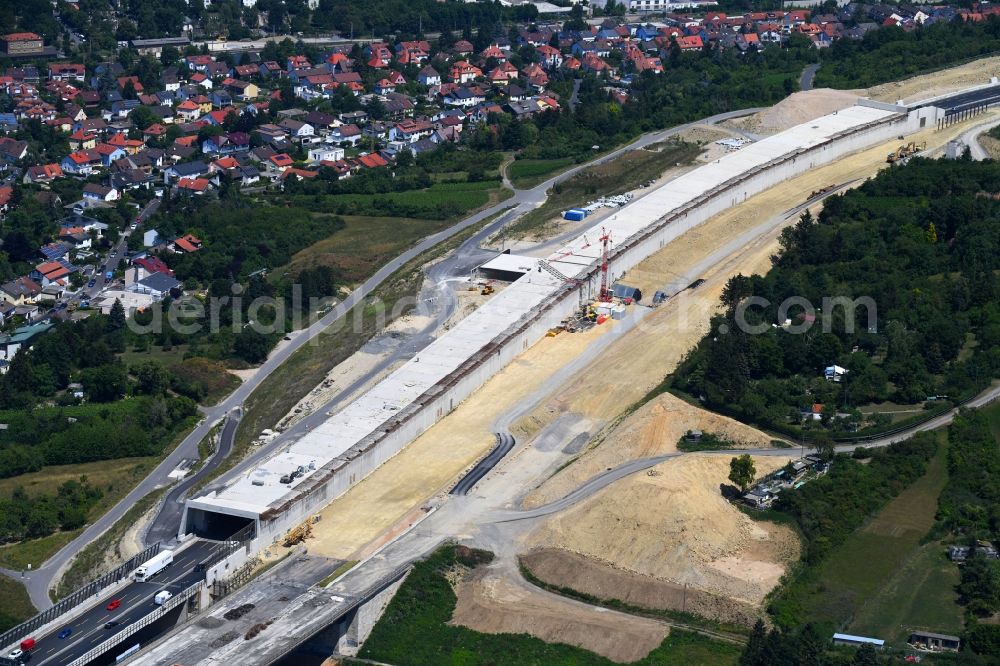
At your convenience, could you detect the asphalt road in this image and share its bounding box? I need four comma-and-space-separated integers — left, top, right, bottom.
924, 83, 1000, 114
19, 106, 765, 613
451, 433, 517, 496
144, 409, 242, 546
15, 540, 219, 666
495, 382, 1000, 523
799, 63, 820, 92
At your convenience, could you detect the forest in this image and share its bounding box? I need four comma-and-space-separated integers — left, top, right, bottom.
670, 158, 1000, 436
817, 17, 1000, 89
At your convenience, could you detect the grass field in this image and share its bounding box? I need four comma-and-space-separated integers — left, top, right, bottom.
0, 456, 159, 572
505, 141, 702, 239
0, 574, 34, 632
848, 541, 963, 644
508, 157, 576, 189
0, 457, 157, 500
283, 215, 456, 284
0, 531, 79, 572
774, 434, 951, 637
358, 545, 741, 666
284, 180, 509, 221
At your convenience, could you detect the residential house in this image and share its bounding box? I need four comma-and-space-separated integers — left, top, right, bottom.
278, 118, 315, 142
82, 183, 119, 203
0, 277, 42, 305
163, 160, 210, 183
175, 177, 211, 195
61, 150, 102, 176
418, 66, 441, 86
307, 144, 346, 164
202, 132, 250, 156
22, 163, 63, 185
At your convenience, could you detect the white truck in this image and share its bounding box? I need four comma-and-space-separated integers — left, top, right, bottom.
134, 550, 173, 582
153, 591, 173, 605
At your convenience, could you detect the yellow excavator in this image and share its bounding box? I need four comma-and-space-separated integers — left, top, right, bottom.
886, 141, 926, 163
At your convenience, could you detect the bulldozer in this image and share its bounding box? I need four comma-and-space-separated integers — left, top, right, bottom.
886, 141, 927, 164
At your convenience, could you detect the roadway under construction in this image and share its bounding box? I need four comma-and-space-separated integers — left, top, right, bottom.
181, 98, 942, 556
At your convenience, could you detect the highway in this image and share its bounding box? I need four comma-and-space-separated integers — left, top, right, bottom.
920, 83, 1000, 114
15, 540, 218, 666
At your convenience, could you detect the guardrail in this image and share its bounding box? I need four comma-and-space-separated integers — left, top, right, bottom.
65, 581, 203, 666
0, 543, 161, 652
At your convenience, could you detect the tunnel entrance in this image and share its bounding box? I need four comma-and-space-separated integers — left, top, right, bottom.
186, 508, 255, 541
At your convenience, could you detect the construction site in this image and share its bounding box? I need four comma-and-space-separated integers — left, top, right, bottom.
126, 68, 1000, 664
180, 98, 938, 548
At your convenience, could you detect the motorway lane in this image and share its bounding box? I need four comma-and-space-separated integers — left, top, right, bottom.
19, 541, 218, 666
922, 83, 1000, 113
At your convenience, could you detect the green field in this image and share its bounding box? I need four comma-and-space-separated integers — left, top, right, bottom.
0, 457, 157, 500
508, 157, 576, 189
0, 574, 34, 632
284, 215, 455, 284
773, 435, 954, 639
0, 531, 78, 572
848, 541, 963, 644
358, 544, 741, 666
283, 180, 509, 220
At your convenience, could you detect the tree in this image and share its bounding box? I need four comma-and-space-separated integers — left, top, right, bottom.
729, 454, 756, 493
107, 299, 126, 332
81, 363, 128, 402
233, 328, 270, 364
134, 361, 171, 395
739, 620, 767, 666
852, 643, 881, 666
812, 431, 835, 461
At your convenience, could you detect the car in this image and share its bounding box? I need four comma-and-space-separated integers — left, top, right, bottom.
88, 279, 96, 288
110, 250, 117, 257
58, 627, 72, 639
106, 598, 121, 611
104, 621, 120, 629
7, 648, 22, 660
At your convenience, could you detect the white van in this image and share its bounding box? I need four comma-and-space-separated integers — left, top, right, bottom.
154, 591, 173, 605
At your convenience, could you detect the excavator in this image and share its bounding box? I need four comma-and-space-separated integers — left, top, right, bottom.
886, 141, 926, 163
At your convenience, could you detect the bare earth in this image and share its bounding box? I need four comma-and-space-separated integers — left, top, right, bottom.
451, 562, 671, 662
525, 455, 799, 625
522, 393, 778, 509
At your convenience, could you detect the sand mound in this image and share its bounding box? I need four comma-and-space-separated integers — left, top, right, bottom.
754, 88, 862, 134
867, 56, 1000, 106
523, 392, 778, 508
451, 564, 670, 662
527, 454, 799, 609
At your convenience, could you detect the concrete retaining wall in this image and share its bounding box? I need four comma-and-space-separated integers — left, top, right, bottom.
242, 105, 940, 551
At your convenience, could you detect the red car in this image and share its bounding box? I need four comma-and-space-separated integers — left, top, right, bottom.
106, 599, 121, 611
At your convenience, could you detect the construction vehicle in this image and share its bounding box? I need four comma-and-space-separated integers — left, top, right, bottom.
598, 228, 613, 303
886, 141, 926, 163
283, 521, 312, 547
481, 283, 494, 295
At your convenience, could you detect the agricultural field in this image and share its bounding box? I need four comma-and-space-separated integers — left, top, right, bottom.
508, 157, 576, 189
284, 180, 509, 220
772, 435, 955, 640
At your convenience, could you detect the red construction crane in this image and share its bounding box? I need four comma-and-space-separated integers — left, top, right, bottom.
598, 227, 612, 302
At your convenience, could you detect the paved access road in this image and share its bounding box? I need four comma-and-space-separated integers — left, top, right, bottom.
16, 540, 219, 666
21, 107, 764, 612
